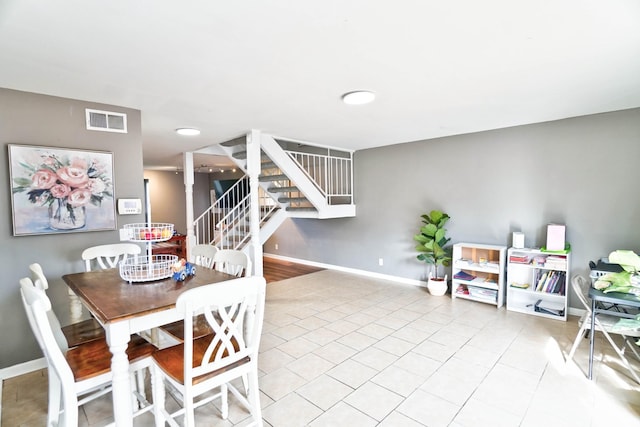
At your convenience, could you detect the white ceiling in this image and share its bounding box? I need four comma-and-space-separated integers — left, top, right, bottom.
1, 1, 639, 171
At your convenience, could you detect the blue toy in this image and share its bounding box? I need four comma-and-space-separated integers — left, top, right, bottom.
172, 259, 196, 281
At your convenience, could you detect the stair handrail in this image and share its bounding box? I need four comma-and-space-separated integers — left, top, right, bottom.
284, 149, 353, 205
193, 176, 249, 246
213, 186, 279, 249
194, 175, 280, 249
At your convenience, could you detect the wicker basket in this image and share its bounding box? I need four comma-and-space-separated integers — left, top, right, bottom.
119, 254, 178, 283
123, 223, 174, 242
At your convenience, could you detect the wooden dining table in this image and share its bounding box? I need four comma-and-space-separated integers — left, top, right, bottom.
62, 266, 236, 427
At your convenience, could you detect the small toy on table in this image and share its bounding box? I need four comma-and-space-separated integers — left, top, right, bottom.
171, 258, 196, 281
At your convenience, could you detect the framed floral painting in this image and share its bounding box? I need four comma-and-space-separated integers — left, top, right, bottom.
9, 144, 116, 236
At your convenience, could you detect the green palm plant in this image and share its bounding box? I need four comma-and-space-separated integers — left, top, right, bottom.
414, 210, 452, 278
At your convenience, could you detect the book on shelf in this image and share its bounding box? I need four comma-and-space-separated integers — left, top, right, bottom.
544, 255, 567, 270
453, 271, 476, 281
535, 271, 548, 292
509, 252, 530, 263
535, 270, 565, 294
544, 271, 558, 293
510, 282, 529, 289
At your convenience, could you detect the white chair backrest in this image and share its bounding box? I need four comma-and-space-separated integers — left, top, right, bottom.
190, 244, 218, 269
21, 274, 69, 352
29, 263, 49, 290
572, 275, 592, 312
20, 278, 72, 377
213, 249, 251, 277
176, 276, 266, 382
81, 243, 141, 271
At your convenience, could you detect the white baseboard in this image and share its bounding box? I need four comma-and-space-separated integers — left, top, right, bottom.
263, 253, 427, 288
0, 357, 47, 421
263, 253, 586, 318
0, 357, 46, 381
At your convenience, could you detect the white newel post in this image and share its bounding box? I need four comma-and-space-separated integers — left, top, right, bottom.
184, 152, 195, 257
247, 130, 263, 276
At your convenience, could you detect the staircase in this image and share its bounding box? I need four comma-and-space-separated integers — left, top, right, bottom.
193, 133, 355, 249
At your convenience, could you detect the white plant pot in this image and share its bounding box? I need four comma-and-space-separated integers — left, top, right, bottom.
427, 274, 448, 296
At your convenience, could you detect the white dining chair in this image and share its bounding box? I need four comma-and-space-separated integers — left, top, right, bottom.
159, 244, 219, 342
190, 244, 218, 269
151, 276, 266, 427
213, 249, 252, 277
81, 242, 142, 271
72, 243, 141, 322
19, 277, 155, 427
30, 262, 151, 403
566, 274, 640, 383
29, 263, 105, 347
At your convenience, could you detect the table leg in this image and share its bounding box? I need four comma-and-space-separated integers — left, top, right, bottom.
68, 288, 83, 323
105, 322, 133, 427
589, 296, 596, 380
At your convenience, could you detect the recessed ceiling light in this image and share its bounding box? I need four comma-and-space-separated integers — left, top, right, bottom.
341, 90, 375, 105
175, 128, 201, 136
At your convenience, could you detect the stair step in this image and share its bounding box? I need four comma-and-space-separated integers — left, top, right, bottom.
267, 186, 299, 193
259, 174, 289, 182
261, 161, 278, 170
278, 197, 309, 203
220, 139, 245, 148
233, 151, 270, 161
286, 206, 317, 212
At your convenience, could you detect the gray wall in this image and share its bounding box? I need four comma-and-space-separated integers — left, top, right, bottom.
0, 88, 145, 369
143, 170, 211, 235
265, 108, 640, 309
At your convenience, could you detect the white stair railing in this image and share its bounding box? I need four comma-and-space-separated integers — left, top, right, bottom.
194, 177, 249, 246
285, 149, 353, 204
194, 176, 280, 249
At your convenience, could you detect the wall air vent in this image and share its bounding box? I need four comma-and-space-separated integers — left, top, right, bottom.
85, 108, 127, 133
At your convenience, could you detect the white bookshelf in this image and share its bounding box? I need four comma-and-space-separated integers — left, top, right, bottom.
506, 247, 570, 321
451, 243, 507, 307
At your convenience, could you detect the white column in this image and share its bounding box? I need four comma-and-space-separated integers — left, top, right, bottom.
184, 152, 195, 258
247, 130, 263, 276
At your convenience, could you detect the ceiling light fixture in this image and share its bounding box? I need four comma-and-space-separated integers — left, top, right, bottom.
341, 90, 375, 105
175, 128, 201, 136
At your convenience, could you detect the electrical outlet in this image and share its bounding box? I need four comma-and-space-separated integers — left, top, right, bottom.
275, 243, 279, 250
378, 258, 383, 266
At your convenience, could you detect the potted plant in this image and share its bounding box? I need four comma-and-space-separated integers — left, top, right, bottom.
414, 210, 452, 295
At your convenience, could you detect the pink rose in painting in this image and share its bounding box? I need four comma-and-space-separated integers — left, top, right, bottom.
70, 157, 88, 170
87, 178, 106, 195
43, 156, 57, 167
31, 169, 57, 189
50, 184, 71, 199
57, 166, 89, 188
67, 188, 92, 207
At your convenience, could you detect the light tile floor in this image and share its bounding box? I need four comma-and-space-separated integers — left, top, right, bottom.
3, 270, 640, 426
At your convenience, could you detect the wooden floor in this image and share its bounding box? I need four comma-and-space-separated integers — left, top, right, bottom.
262, 257, 323, 283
